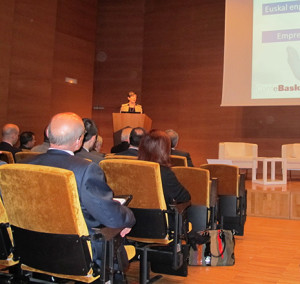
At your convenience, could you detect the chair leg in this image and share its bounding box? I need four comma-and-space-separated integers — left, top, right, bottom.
140, 248, 149, 284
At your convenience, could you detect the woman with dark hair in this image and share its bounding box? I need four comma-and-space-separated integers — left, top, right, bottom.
138, 129, 191, 208
120, 91, 143, 113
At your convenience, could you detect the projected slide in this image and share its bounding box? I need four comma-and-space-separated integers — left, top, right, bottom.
252, 0, 300, 100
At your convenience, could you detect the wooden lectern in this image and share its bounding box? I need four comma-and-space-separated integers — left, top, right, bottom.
112, 113, 152, 145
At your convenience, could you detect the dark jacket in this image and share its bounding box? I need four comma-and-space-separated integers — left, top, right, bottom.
0, 141, 21, 161
171, 149, 194, 167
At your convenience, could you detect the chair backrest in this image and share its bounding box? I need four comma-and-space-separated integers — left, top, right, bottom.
100, 159, 175, 244
15, 151, 41, 163
100, 159, 166, 210
172, 167, 211, 207
172, 167, 218, 231
199, 164, 240, 196
0, 151, 14, 164
0, 164, 99, 282
105, 154, 138, 160
282, 143, 300, 159
170, 155, 188, 167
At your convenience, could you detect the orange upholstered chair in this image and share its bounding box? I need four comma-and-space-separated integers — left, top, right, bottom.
100, 159, 190, 284
199, 164, 247, 236
14, 152, 41, 163
0, 164, 135, 283
170, 155, 188, 167
0, 151, 14, 164
172, 166, 218, 231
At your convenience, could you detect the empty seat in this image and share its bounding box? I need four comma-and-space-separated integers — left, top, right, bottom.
172, 166, 218, 231
199, 164, 247, 236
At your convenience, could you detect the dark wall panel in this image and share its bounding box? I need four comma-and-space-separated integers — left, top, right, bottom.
0, 0, 97, 145
93, 0, 145, 149
0, 0, 14, 126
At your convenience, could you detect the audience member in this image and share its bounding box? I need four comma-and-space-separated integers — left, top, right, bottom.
24, 112, 135, 270
0, 124, 21, 161
31, 127, 50, 153
138, 129, 191, 209
75, 118, 104, 164
19, 131, 36, 151
111, 127, 132, 153
116, 127, 146, 156
92, 135, 105, 158
165, 129, 194, 167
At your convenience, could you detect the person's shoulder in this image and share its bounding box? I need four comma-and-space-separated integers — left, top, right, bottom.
121, 103, 129, 107
172, 149, 189, 156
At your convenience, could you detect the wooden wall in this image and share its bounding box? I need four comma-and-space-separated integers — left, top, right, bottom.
94, 0, 300, 166
2, 1, 300, 162
0, 0, 97, 144
93, 0, 145, 149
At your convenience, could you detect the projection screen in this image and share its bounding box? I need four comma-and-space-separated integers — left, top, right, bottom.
222, 0, 300, 106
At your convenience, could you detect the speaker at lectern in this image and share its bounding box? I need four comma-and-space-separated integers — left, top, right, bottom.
112, 113, 152, 146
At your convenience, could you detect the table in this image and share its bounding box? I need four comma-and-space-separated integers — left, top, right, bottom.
252, 157, 287, 185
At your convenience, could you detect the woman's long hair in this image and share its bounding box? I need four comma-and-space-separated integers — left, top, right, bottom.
138, 129, 171, 167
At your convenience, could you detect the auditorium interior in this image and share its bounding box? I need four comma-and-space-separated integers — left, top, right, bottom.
0, 1, 299, 283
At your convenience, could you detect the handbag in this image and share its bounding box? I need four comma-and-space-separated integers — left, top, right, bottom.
189, 229, 235, 266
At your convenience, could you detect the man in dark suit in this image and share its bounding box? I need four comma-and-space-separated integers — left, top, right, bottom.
166, 129, 194, 167
111, 127, 132, 153
0, 123, 21, 161
116, 127, 146, 156
75, 118, 104, 164
24, 112, 135, 271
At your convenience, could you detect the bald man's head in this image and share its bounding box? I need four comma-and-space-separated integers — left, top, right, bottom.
47, 112, 85, 151
2, 124, 19, 145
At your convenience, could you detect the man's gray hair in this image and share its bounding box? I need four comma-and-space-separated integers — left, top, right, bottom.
165, 129, 179, 148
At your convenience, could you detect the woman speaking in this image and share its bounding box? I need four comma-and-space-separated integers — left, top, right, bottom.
120, 91, 143, 113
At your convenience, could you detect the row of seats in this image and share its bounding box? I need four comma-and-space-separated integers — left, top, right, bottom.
0, 151, 41, 164
220, 142, 300, 173
0, 154, 246, 282
0, 162, 191, 283
0, 151, 188, 167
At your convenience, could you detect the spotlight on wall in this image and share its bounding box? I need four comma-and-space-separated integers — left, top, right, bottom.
65, 77, 78, 84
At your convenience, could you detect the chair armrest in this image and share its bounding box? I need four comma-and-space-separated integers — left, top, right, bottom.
92, 227, 123, 241
170, 201, 191, 214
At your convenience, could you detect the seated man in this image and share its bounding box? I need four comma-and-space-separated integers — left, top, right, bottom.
165, 129, 194, 167
75, 118, 104, 164
0, 124, 21, 161
19, 131, 36, 151
111, 127, 132, 153
91, 135, 105, 158
31, 127, 50, 153
116, 127, 146, 156
24, 112, 135, 270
